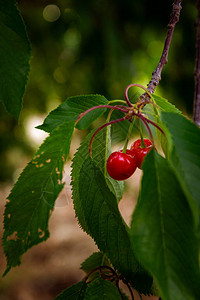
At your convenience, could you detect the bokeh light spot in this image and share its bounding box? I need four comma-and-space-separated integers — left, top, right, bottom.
64, 28, 81, 49
25, 116, 48, 147
43, 5, 61, 22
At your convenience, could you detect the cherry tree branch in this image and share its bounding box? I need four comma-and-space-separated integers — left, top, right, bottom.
137, 0, 182, 105
147, 0, 182, 93
193, 0, 200, 127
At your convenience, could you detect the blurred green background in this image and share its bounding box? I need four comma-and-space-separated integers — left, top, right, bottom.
0, 0, 196, 182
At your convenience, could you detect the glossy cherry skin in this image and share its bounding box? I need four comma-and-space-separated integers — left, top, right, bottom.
130, 138, 153, 169
107, 150, 137, 180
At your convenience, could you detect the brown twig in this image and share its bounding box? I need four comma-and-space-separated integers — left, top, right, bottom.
193, 0, 200, 127
137, 0, 182, 106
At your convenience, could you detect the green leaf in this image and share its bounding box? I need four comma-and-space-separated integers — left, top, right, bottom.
3, 120, 75, 275
78, 157, 153, 294
84, 278, 122, 300
0, 0, 31, 118
71, 127, 124, 233
153, 95, 181, 114
161, 112, 200, 231
130, 150, 200, 300
54, 281, 87, 300
81, 252, 109, 274
37, 94, 108, 133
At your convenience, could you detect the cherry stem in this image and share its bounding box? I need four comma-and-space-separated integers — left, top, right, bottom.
140, 117, 154, 147
137, 99, 158, 111
139, 122, 146, 148
75, 105, 129, 125
104, 109, 115, 176
140, 113, 170, 158
125, 85, 134, 107
84, 264, 134, 300
109, 100, 127, 105
126, 83, 153, 101
140, 114, 165, 135
125, 83, 154, 110
122, 116, 136, 153
89, 117, 126, 156
85, 266, 116, 283
102, 274, 116, 280
140, 135, 146, 148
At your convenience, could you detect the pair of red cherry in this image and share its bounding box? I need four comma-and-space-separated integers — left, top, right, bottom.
107, 139, 152, 180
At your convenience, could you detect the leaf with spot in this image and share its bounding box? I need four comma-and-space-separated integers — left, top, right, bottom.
54, 281, 87, 300
78, 157, 153, 294
3, 120, 75, 275
130, 150, 200, 300
0, 0, 31, 118
37, 94, 109, 133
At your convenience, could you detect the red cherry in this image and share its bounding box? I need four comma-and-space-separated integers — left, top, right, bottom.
107, 150, 137, 180
130, 138, 153, 169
